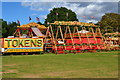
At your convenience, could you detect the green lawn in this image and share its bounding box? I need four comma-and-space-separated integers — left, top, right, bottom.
2, 51, 118, 78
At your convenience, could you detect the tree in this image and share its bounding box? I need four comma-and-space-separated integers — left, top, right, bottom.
98, 13, 120, 33
1, 19, 18, 38
1, 19, 8, 38
45, 7, 78, 24
37, 22, 43, 25
7, 22, 18, 37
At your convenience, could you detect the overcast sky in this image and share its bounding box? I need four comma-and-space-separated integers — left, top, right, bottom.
2, 0, 119, 24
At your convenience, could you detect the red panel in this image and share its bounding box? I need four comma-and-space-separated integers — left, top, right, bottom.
82, 39, 88, 43
57, 46, 64, 50
82, 45, 91, 49
58, 51, 65, 54
66, 46, 75, 50
92, 45, 98, 49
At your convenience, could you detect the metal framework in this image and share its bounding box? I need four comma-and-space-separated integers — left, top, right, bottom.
44, 21, 106, 54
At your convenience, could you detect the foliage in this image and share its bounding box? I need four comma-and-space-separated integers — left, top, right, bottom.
98, 13, 120, 34
44, 7, 78, 24
37, 22, 43, 25
1, 19, 18, 38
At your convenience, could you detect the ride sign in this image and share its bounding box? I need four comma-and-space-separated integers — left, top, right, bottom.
3, 38, 44, 52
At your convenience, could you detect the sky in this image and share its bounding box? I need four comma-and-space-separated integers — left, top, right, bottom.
2, 0, 119, 25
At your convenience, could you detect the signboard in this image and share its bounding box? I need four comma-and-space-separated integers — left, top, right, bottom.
3, 38, 43, 52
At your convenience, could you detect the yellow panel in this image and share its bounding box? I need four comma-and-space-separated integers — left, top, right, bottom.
5, 49, 43, 52
3, 38, 44, 52
4, 38, 43, 48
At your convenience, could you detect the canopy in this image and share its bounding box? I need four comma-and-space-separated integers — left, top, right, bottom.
17, 22, 47, 30
37, 25, 48, 30
51, 21, 97, 27
78, 30, 89, 33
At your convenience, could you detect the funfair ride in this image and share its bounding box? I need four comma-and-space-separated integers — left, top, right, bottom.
1, 22, 47, 54
44, 21, 106, 54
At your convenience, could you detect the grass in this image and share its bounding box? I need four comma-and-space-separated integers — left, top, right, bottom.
2, 51, 118, 78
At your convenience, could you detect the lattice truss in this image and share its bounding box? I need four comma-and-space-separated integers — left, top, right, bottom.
44, 22, 106, 54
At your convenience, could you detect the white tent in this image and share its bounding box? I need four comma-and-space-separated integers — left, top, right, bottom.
78, 30, 89, 33
58, 41, 64, 44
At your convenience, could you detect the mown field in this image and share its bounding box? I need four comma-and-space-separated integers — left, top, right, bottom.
2, 51, 118, 78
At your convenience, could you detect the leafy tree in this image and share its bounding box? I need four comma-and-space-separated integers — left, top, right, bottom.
7, 22, 18, 37
37, 22, 43, 25
45, 7, 78, 24
1, 19, 8, 38
98, 13, 120, 33
0, 23, 1, 38
1, 19, 18, 38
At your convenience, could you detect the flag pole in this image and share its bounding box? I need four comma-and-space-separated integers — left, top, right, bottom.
29, 16, 32, 23
56, 12, 58, 21
66, 13, 68, 21
91, 16, 95, 23
29, 16, 30, 23
17, 20, 20, 26
36, 17, 40, 22
83, 16, 87, 23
